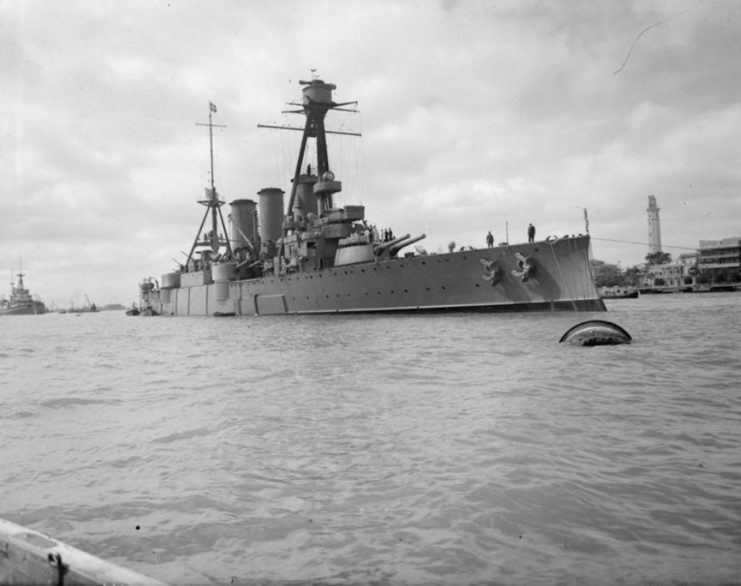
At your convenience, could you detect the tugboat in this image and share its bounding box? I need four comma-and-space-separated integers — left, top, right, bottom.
137, 75, 605, 316
0, 263, 46, 316
598, 286, 639, 299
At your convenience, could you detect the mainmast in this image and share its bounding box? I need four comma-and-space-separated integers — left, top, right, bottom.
187, 102, 233, 266
257, 75, 361, 217
14, 258, 24, 290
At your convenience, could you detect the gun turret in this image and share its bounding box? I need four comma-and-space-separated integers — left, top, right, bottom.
389, 233, 426, 256
372, 233, 411, 255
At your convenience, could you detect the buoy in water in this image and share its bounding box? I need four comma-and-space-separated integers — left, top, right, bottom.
559, 320, 632, 346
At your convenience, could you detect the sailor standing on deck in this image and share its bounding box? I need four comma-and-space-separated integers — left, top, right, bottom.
486, 231, 494, 248
527, 223, 536, 243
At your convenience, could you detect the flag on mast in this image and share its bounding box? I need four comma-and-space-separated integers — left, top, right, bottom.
209, 102, 217, 113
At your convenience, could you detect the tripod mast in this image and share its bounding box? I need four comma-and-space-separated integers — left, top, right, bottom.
187, 103, 233, 266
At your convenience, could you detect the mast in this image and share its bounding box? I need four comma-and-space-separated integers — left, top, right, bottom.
257, 75, 361, 216
207, 102, 218, 242
16, 257, 24, 290
187, 102, 233, 266
290, 78, 355, 215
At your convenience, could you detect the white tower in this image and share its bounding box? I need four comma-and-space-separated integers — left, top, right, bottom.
647, 194, 662, 255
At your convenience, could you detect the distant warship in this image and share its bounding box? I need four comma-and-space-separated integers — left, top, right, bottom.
1, 264, 46, 316
137, 77, 604, 316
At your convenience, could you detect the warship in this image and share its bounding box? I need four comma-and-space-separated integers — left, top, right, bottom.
137, 77, 605, 316
0, 264, 46, 316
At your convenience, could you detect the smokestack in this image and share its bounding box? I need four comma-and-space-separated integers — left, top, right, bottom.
258, 187, 284, 244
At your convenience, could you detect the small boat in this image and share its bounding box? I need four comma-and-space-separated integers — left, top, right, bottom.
598, 286, 639, 299
68, 295, 100, 313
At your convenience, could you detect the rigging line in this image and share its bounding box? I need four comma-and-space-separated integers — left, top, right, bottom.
614, 1, 703, 74
592, 237, 699, 251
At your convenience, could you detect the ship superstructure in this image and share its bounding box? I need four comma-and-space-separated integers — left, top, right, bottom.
138, 76, 605, 316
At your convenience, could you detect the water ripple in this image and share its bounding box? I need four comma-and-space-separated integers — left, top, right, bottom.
2, 295, 741, 584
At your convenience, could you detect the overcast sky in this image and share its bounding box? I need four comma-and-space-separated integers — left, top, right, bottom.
2, 0, 740, 307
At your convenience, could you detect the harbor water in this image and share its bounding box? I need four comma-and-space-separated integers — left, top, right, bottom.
2, 293, 740, 585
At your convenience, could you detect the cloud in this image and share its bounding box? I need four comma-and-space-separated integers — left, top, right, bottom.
1, 0, 739, 305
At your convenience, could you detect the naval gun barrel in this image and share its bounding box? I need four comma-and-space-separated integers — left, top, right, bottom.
373, 233, 411, 255
389, 233, 426, 255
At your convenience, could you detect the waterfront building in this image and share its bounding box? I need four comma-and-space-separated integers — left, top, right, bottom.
697, 237, 741, 290
640, 252, 698, 293
640, 238, 741, 293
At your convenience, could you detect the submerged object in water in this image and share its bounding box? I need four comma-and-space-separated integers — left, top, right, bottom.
559, 320, 632, 346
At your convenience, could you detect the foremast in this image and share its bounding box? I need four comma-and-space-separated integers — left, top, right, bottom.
186, 102, 233, 270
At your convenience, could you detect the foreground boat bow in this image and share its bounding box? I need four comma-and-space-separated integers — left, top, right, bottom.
0, 518, 165, 585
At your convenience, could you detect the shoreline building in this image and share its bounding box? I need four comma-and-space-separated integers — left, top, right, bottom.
697, 237, 741, 290
640, 237, 741, 293
639, 253, 698, 293
638, 195, 739, 293
647, 195, 662, 255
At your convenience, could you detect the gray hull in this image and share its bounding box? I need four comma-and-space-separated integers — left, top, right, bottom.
150, 236, 605, 316
0, 303, 46, 316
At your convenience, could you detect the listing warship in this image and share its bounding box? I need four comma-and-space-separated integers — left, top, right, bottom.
137, 77, 605, 316
0, 265, 46, 316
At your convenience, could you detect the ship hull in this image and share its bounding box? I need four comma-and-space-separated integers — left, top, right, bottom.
151, 236, 605, 316
0, 304, 46, 316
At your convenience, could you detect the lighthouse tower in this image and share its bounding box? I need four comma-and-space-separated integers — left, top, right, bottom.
647, 195, 662, 255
